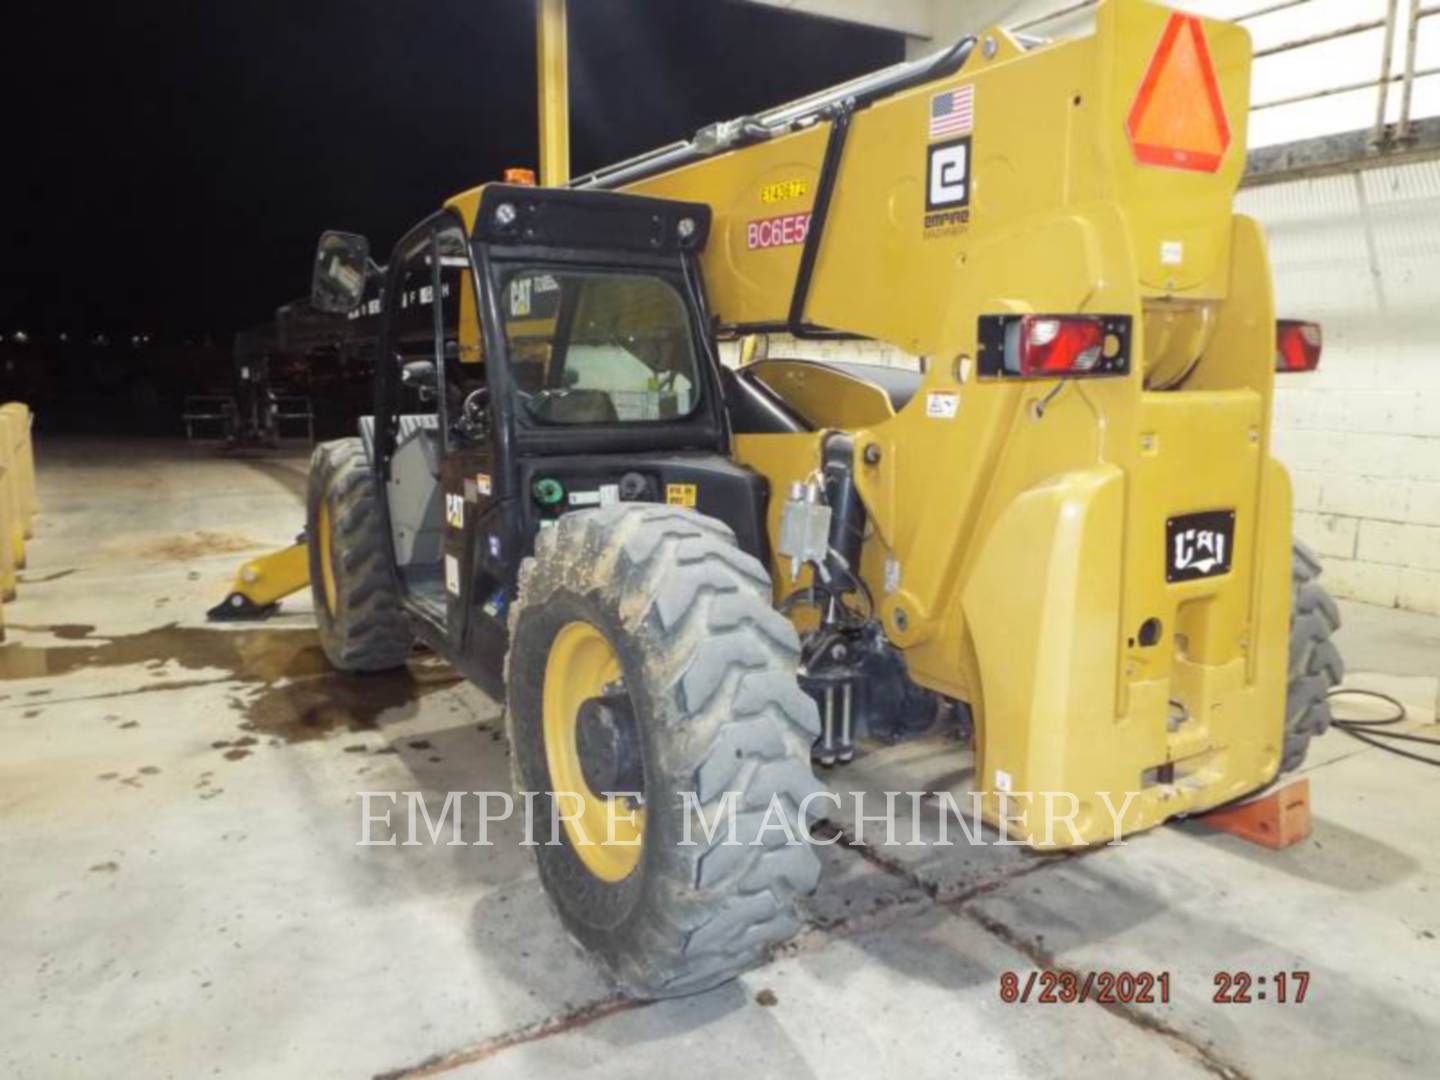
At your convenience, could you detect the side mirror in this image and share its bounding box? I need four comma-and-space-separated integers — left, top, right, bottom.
311, 231, 371, 314
401, 359, 438, 402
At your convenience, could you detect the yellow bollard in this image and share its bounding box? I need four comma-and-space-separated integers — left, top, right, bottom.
0, 448, 15, 601
0, 403, 36, 537
0, 413, 24, 570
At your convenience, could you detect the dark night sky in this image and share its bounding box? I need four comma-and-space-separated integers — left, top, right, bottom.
2, 0, 901, 342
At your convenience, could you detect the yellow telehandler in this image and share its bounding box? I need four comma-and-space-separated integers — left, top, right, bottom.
213, 0, 1341, 997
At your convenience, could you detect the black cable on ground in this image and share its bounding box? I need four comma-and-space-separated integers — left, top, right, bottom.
1326, 688, 1440, 768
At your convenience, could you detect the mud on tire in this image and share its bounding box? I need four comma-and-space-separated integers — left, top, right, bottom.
1283, 541, 1343, 772
506, 504, 824, 999
306, 437, 413, 672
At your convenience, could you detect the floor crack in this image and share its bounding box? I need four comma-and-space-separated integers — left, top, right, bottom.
809, 816, 1093, 905
373, 996, 637, 1080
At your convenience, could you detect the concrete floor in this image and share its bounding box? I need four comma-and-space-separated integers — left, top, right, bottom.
2, 437, 1437, 1080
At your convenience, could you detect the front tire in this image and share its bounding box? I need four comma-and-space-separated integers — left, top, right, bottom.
506, 505, 823, 999
1282, 541, 1343, 772
306, 438, 413, 672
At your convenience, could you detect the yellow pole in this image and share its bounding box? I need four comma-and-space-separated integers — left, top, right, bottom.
1, 403, 36, 534
0, 413, 23, 572
0, 423, 16, 599
536, 0, 570, 187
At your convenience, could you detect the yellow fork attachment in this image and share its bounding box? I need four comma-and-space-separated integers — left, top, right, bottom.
207, 532, 310, 621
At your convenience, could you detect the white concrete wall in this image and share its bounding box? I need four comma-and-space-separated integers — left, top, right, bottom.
1238, 159, 1440, 614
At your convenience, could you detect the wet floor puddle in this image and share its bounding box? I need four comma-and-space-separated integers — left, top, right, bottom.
2, 622, 462, 743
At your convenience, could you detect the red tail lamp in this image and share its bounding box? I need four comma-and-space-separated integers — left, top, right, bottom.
1276, 320, 1322, 373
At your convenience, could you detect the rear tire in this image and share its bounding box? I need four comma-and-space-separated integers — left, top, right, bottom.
306, 438, 413, 672
1282, 541, 1343, 772
507, 505, 823, 999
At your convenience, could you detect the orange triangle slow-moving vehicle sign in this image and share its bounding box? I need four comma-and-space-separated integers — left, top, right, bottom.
1126, 13, 1230, 173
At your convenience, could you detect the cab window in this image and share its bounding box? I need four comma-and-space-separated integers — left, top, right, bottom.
500, 269, 699, 425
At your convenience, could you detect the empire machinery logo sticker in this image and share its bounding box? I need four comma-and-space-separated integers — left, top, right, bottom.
925, 83, 975, 237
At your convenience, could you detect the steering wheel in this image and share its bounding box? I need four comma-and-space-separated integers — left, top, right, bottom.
459, 386, 490, 435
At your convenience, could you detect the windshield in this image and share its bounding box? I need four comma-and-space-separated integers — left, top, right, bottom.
498, 268, 700, 425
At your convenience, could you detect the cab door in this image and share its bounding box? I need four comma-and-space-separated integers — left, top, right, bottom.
374, 223, 450, 627
429, 221, 506, 666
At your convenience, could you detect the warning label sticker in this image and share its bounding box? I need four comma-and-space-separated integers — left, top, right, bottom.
926, 391, 960, 420
760, 178, 809, 204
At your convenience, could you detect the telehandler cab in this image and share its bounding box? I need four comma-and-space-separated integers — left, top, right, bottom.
223, 0, 1343, 997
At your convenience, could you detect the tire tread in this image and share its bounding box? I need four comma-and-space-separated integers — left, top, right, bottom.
507, 504, 822, 998
307, 438, 412, 672
1283, 540, 1344, 772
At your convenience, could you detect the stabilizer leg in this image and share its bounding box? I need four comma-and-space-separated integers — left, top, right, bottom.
206, 533, 310, 621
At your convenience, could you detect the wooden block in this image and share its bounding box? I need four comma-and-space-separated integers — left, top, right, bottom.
1201, 777, 1311, 849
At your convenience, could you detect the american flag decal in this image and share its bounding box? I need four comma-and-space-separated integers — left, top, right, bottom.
929, 84, 975, 139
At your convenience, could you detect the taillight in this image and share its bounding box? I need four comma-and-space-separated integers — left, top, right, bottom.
1276, 320, 1322, 373
977, 314, 1131, 379
1016, 316, 1105, 375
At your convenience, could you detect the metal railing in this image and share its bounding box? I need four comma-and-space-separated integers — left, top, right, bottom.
273, 397, 315, 442
181, 395, 237, 442
1008, 0, 1438, 175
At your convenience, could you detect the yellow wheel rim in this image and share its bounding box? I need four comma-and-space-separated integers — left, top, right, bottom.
542, 621, 644, 882
317, 501, 338, 616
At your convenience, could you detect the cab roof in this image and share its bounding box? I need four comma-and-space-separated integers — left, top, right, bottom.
445, 182, 711, 254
